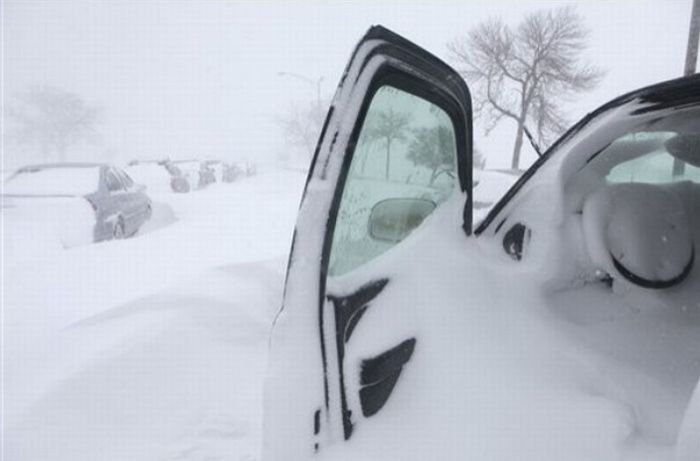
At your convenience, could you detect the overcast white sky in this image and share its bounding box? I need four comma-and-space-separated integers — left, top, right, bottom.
3, 0, 696, 169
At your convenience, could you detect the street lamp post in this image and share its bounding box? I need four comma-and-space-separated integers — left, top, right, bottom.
277, 71, 324, 109
674, 0, 700, 176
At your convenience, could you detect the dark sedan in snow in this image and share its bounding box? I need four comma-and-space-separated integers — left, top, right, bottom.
3, 163, 152, 243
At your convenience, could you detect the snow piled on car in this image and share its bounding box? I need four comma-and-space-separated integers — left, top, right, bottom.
2, 196, 96, 251
265, 172, 700, 459
125, 163, 174, 194
4, 166, 100, 196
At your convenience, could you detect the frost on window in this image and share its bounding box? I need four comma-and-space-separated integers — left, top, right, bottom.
328, 86, 458, 276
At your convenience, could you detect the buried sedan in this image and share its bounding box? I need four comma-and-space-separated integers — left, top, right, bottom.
3, 163, 152, 246
263, 27, 700, 460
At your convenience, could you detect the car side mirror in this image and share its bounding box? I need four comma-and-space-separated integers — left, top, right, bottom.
368, 198, 436, 243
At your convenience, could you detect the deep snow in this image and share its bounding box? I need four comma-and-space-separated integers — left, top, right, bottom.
3, 169, 306, 460
264, 183, 700, 461
4, 165, 699, 460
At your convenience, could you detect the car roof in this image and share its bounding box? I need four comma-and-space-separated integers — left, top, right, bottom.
587, 73, 700, 117
128, 160, 168, 165
16, 162, 109, 172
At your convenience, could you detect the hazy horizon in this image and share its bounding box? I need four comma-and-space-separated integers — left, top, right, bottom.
3, 0, 696, 170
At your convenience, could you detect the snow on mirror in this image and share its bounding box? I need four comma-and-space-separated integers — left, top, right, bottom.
328, 85, 457, 276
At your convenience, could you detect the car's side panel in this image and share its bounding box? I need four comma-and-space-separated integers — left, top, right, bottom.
113, 167, 149, 235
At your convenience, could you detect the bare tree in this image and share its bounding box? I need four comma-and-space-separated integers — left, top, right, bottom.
448, 6, 604, 170
407, 124, 456, 186
278, 98, 327, 164
364, 108, 412, 180
6, 85, 101, 162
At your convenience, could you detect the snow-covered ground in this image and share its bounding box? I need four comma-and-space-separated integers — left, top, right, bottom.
2, 165, 518, 461
3, 168, 307, 460
5, 164, 699, 460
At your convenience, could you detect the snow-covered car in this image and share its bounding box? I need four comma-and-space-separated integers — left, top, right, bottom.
221, 162, 242, 183
204, 160, 243, 183
125, 160, 176, 194
199, 162, 217, 187
3, 163, 152, 244
203, 160, 225, 182
169, 160, 211, 191
263, 27, 700, 460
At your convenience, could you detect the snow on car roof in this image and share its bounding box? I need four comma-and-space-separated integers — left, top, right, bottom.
4, 166, 101, 196
172, 161, 201, 172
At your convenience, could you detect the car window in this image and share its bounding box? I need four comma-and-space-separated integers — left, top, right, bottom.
327, 85, 459, 277
606, 131, 700, 184
115, 169, 135, 189
105, 169, 124, 191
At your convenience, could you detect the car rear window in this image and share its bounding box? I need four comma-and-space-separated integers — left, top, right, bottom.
4, 167, 100, 196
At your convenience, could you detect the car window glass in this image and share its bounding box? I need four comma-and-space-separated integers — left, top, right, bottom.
118, 170, 135, 188
328, 85, 458, 277
606, 131, 700, 184
105, 170, 123, 191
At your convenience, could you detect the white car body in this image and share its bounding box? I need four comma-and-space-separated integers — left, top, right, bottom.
263, 26, 700, 461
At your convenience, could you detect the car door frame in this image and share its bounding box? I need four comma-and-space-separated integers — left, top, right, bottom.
265, 25, 473, 456
291, 25, 475, 294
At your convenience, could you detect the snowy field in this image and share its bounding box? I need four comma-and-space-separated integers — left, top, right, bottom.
4, 169, 306, 460
5, 162, 699, 460
2, 166, 518, 461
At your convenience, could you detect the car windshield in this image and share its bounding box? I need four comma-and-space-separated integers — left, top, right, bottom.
568, 105, 700, 193
3, 167, 100, 196
478, 83, 700, 234
603, 131, 700, 184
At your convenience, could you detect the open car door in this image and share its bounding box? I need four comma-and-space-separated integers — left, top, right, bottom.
263, 26, 472, 460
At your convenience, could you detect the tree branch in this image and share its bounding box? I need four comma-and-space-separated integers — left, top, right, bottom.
485, 75, 520, 121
